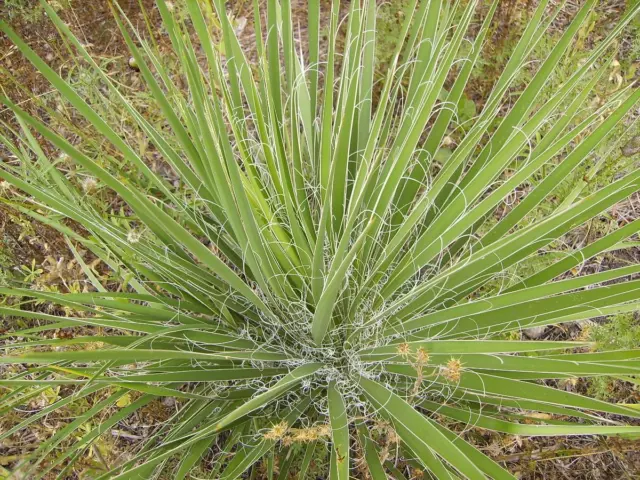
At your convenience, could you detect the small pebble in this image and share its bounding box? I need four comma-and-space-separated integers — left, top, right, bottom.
621, 136, 640, 157
523, 326, 546, 339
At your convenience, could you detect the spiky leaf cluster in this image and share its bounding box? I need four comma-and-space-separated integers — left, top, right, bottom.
1, 0, 640, 478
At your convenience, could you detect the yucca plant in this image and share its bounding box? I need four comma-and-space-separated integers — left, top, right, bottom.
1, 0, 640, 478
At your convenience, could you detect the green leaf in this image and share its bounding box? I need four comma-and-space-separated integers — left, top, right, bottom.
355, 422, 387, 480
328, 381, 350, 479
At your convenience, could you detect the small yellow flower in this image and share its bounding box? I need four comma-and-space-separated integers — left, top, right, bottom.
315, 424, 331, 437
397, 343, 411, 357
292, 429, 315, 442
412, 467, 425, 479
415, 347, 429, 366
442, 358, 462, 382
263, 421, 288, 440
